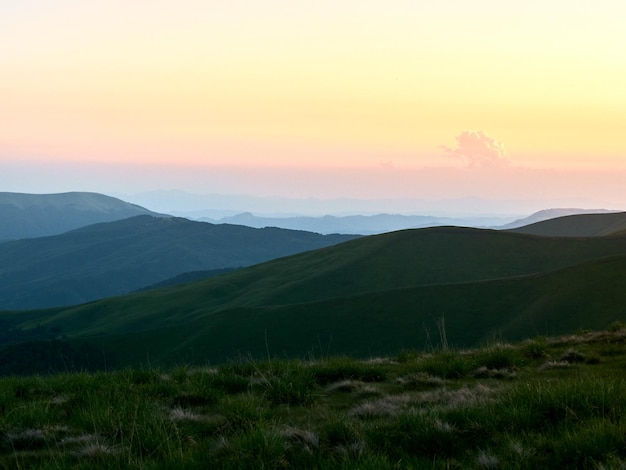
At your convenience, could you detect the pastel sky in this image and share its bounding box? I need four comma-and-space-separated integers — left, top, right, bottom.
1, 1, 625, 211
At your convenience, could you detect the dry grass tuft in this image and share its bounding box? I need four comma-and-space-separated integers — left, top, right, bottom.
282, 427, 320, 452
350, 384, 498, 418
433, 419, 455, 433
334, 440, 367, 459
169, 407, 208, 423
74, 442, 118, 457
413, 384, 498, 410
214, 434, 230, 451
60, 433, 101, 447
395, 372, 445, 389
365, 357, 395, 365
349, 394, 413, 418
49, 394, 70, 405
476, 450, 499, 468
509, 439, 534, 460
539, 360, 570, 370
472, 366, 516, 379
354, 384, 381, 398
325, 380, 364, 393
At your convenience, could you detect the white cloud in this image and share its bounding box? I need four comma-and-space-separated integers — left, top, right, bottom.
443, 131, 508, 168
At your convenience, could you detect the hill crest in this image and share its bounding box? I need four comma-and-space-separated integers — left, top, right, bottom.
0, 191, 162, 240
511, 211, 626, 237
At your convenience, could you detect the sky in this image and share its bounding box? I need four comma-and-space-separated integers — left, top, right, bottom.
1, 1, 626, 213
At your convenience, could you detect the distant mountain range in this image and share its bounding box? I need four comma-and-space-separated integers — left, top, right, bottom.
1, 191, 623, 314
121, 189, 617, 221
4, 212, 626, 367
197, 208, 623, 235
0, 192, 161, 240
0, 215, 357, 310
3, 191, 618, 239
199, 212, 504, 235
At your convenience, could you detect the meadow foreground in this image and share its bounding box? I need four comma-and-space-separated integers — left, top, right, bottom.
1, 326, 626, 468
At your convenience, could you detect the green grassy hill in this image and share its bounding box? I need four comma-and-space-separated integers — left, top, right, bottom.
57, 254, 626, 366
510, 211, 626, 237
4, 226, 626, 367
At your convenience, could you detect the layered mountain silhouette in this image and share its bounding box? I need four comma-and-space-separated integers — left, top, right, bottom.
4, 214, 626, 366
0, 215, 357, 310
0, 192, 162, 240
200, 212, 508, 235
198, 208, 621, 235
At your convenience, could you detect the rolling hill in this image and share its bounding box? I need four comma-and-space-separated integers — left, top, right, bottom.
499, 208, 619, 230
4, 225, 626, 366
95, 254, 626, 365
0, 191, 162, 240
0, 215, 358, 310
510, 211, 626, 237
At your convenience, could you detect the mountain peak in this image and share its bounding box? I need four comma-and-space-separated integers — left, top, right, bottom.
0, 192, 161, 240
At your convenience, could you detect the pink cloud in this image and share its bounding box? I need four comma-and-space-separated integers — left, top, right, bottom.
443, 131, 509, 168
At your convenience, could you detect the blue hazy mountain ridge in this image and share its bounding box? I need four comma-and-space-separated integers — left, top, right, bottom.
124, 189, 615, 219
196, 209, 621, 235
0, 215, 358, 310
0, 192, 163, 240
198, 212, 506, 235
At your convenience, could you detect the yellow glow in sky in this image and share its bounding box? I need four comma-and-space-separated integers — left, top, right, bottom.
1, 0, 625, 174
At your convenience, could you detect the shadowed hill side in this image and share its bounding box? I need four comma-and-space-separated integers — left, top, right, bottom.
11, 254, 626, 367
0, 215, 358, 310
510, 211, 626, 237
133, 268, 240, 292
113, 255, 626, 365
0, 191, 163, 240
8, 227, 626, 349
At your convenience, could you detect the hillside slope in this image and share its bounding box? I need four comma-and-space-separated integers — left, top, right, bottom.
510, 211, 626, 237
0, 215, 358, 310
11, 254, 626, 366
100, 254, 626, 365
0, 192, 161, 240
6, 226, 626, 365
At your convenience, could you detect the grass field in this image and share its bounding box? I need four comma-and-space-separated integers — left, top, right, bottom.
2, 325, 626, 468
